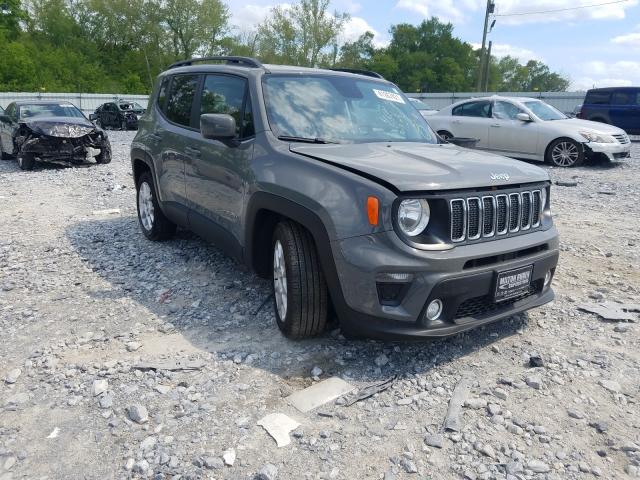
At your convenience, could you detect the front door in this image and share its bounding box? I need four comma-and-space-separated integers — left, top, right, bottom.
488, 100, 539, 156
185, 74, 255, 256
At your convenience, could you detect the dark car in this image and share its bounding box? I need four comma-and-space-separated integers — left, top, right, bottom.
131, 56, 559, 340
0, 101, 111, 170
91, 101, 145, 130
579, 87, 640, 134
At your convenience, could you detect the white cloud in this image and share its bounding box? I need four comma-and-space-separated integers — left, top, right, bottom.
471, 42, 542, 62
230, 4, 290, 32
494, 0, 639, 25
571, 60, 640, 90
396, 0, 481, 23
611, 31, 640, 47
339, 16, 388, 47
396, 0, 638, 24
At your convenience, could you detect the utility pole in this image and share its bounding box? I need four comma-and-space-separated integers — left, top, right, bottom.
483, 41, 493, 92
476, 0, 495, 92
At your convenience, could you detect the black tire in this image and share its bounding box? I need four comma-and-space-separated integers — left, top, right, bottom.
438, 130, 454, 142
271, 221, 328, 339
17, 150, 35, 170
136, 171, 176, 241
96, 142, 112, 164
0, 142, 11, 160
545, 138, 584, 168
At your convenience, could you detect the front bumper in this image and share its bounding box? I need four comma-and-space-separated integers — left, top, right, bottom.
21, 134, 109, 162
331, 227, 559, 340
585, 141, 631, 161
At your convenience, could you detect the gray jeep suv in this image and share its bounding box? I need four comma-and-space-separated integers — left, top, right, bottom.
131, 56, 559, 340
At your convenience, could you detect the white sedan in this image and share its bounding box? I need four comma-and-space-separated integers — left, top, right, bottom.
427, 95, 631, 167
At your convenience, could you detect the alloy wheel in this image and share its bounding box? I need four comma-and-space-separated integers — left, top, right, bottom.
273, 240, 288, 320
138, 181, 155, 231
551, 141, 579, 167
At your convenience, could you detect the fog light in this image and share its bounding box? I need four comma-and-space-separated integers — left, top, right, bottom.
426, 299, 443, 321
544, 270, 552, 288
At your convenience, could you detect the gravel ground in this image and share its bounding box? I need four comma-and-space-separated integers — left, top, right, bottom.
1, 132, 639, 480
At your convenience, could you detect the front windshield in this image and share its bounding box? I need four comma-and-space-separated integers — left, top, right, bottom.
119, 102, 144, 110
19, 103, 85, 120
524, 101, 566, 121
263, 75, 438, 144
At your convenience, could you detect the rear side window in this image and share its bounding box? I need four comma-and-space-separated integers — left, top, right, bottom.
166, 74, 199, 127
452, 101, 491, 118
200, 74, 254, 138
585, 91, 611, 105
157, 77, 170, 112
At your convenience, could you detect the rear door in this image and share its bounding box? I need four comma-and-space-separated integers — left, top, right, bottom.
609, 90, 639, 133
153, 73, 201, 221
488, 100, 539, 156
450, 100, 491, 148
185, 73, 255, 257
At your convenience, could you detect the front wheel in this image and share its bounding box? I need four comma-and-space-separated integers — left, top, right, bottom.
136, 171, 176, 241
17, 150, 35, 170
546, 138, 584, 167
95, 142, 112, 164
272, 221, 328, 339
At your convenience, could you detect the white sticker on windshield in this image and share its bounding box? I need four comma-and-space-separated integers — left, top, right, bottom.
373, 89, 405, 104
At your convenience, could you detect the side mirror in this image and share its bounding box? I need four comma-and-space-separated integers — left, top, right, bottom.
89, 113, 98, 121
201, 114, 237, 142
0, 114, 12, 124
516, 113, 532, 122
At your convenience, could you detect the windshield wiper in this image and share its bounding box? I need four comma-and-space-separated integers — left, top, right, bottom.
277, 135, 340, 144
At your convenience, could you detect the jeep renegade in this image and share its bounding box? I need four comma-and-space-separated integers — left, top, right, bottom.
131, 56, 559, 340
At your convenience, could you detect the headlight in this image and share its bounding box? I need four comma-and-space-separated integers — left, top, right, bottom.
579, 131, 615, 143
397, 199, 430, 236
540, 188, 548, 218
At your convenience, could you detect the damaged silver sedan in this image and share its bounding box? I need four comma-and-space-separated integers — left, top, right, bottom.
0, 101, 111, 170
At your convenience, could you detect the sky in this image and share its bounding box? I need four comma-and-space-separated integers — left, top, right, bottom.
228, 0, 640, 91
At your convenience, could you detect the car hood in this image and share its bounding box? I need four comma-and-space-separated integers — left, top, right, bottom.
22, 116, 96, 138
290, 142, 549, 192
547, 118, 625, 134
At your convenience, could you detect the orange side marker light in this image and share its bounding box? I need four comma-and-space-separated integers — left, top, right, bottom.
367, 196, 379, 226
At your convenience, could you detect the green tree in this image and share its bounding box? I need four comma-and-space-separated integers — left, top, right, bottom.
257, 0, 349, 66
0, 0, 26, 39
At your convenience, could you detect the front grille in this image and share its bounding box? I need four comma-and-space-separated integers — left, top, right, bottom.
454, 284, 539, 320
613, 133, 629, 144
450, 189, 543, 243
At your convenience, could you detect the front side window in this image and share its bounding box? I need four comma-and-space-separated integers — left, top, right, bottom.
200, 75, 252, 138
262, 75, 436, 144
493, 101, 524, 120
452, 101, 491, 118
611, 91, 635, 105
166, 74, 199, 127
523, 101, 566, 121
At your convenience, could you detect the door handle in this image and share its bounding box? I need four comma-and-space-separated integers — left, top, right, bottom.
452, 120, 461, 124
185, 146, 201, 158
490, 124, 501, 128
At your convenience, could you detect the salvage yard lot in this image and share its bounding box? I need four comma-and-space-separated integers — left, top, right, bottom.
0, 133, 638, 479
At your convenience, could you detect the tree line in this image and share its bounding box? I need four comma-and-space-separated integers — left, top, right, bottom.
0, 0, 570, 94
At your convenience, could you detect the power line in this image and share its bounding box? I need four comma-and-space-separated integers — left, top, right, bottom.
495, 0, 635, 17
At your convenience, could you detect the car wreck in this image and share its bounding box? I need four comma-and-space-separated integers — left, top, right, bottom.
0, 101, 111, 170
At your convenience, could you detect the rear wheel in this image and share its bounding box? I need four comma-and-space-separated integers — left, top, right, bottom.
546, 138, 584, 167
17, 150, 35, 170
437, 130, 454, 142
136, 171, 176, 240
272, 221, 328, 339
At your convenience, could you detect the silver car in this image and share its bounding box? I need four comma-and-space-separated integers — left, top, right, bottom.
428, 95, 632, 167
409, 97, 439, 117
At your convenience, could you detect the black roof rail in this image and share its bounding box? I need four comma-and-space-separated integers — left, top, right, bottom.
168, 56, 265, 70
329, 68, 385, 79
